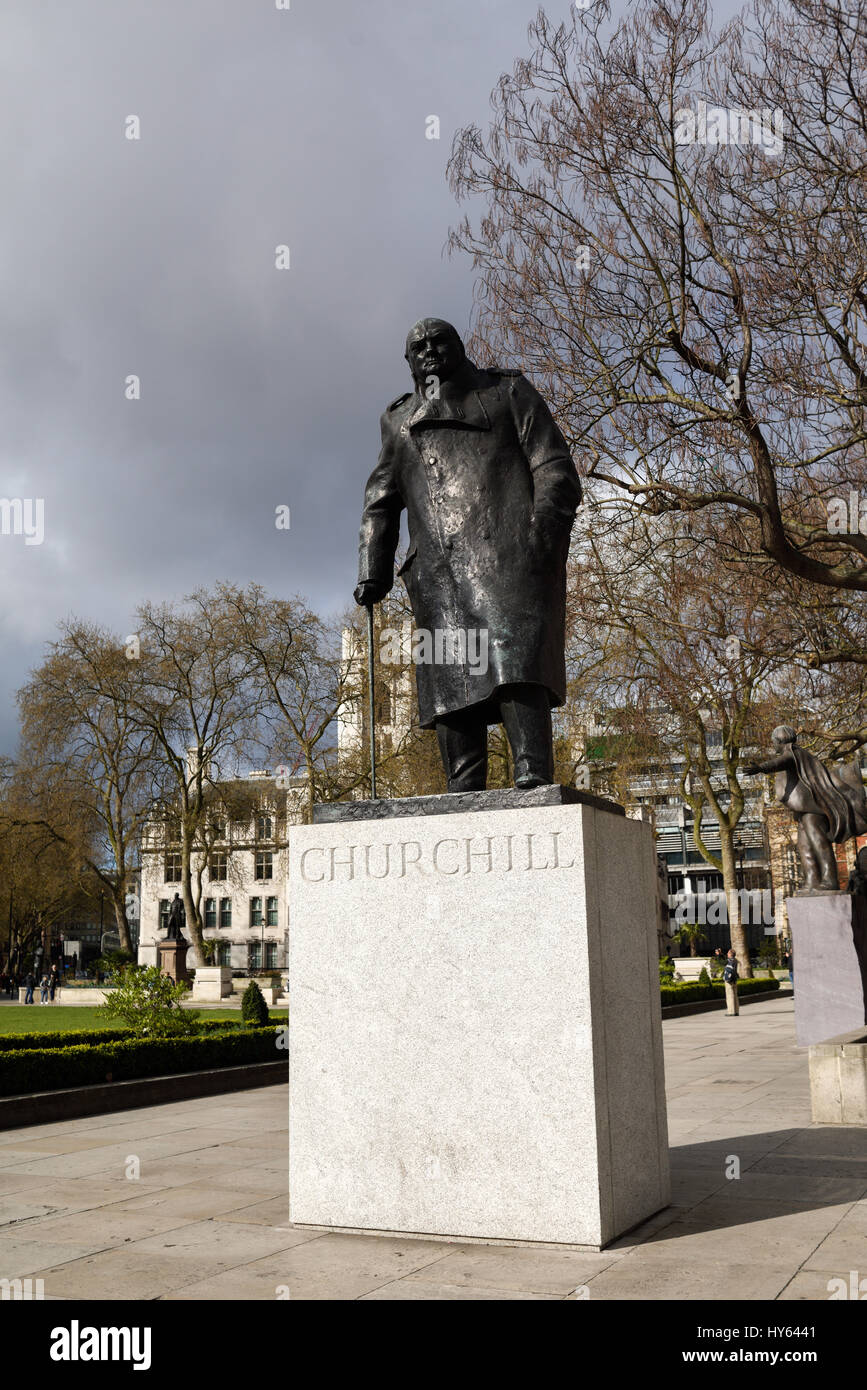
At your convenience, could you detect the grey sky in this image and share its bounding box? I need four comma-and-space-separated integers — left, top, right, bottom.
0, 0, 740, 756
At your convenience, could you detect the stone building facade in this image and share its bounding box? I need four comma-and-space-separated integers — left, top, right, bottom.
138, 772, 307, 973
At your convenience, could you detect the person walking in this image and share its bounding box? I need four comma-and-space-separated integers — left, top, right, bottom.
784, 942, 794, 996
48, 965, 59, 1003
23, 971, 35, 1005
723, 948, 740, 1016
39, 973, 50, 1004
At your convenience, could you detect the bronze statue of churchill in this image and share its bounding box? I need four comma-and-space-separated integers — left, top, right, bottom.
354, 319, 582, 792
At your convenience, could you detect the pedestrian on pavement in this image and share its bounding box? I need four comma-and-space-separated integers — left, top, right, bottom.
723, 948, 740, 1016
49, 966, 59, 1002
24, 972, 35, 1005
784, 943, 794, 995
39, 973, 50, 1004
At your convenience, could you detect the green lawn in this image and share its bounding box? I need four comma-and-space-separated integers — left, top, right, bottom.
0, 1006, 287, 1035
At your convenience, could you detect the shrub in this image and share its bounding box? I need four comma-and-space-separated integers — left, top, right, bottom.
0, 1020, 244, 1052
200, 938, 232, 965
241, 980, 269, 1027
94, 949, 136, 977
659, 957, 676, 984
96, 966, 199, 1037
0, 1026, 284, 1098
698, 966, 711, 987
660, 978, 781, 1007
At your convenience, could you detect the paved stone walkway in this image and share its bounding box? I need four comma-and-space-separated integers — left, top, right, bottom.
0, 996, 864, 1300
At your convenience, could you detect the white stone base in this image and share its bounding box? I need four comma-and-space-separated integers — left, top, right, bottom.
809, 1028, 867, 1124
288, 798, 670, 1249
192, 966, 234, 1001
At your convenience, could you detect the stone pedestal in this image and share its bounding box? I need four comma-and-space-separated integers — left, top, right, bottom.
809, 1028, 867, 1125
787, 894, 867, 1047
192, 966, 233, 1001
288, 787, 670, 1250
158, 937, 191, 985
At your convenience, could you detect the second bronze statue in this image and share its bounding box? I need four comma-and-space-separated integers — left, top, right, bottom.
354, 319, 582, 792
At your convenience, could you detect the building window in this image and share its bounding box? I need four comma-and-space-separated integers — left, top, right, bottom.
249, 941, 263, 970
165, 818, 181, 843
217, 941, 231, 967
164, 853, 182, 883
211, 818, 226, 840
256, 814, 273, 841
204, 898, 217, 929
267, 896, 278, 927
219, 898, 232, 929
250, 897, 263, 928
265, 942, 278, 970
255, 850, 273, 881
159, 899, 170, 931
209, 851, 228, 881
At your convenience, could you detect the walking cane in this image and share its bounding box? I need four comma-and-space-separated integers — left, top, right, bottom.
366, 603, 378, 800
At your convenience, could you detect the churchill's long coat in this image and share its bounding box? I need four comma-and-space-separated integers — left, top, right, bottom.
357, 364, 582, 728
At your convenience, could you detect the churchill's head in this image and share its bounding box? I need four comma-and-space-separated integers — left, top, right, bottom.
405, 318, 466, 388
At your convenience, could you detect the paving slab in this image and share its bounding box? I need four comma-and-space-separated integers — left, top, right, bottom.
359, 1280, 562, 1300
1, 998, 865, 1299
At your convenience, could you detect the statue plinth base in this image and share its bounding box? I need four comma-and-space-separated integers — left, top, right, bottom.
288, 790, 670, 1249
787, 894, 867, 1046
158, 937, 191, 985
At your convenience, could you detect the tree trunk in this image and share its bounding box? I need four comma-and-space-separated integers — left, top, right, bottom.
180, 825, 204, 967
720, 830, 753, 978
110, 893, 133, 955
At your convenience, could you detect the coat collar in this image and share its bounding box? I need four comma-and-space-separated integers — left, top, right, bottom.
403, 366, 493, 433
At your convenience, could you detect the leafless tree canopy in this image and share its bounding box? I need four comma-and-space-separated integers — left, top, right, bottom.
448, 0, 867, 594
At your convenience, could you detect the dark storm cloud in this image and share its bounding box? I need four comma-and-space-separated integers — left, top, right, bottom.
0, 0, 544, 752
0, 0, 741, 754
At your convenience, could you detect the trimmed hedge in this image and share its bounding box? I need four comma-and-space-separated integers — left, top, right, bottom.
661, 978, 782, 1007
0, 1019, 263, 1053
0, 1026, 286, 1097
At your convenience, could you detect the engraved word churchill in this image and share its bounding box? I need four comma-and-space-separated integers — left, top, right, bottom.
299, 830, 575, 882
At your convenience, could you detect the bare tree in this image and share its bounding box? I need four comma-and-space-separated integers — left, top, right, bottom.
0, 767, 100, 975
565, 509, 830, 974
448, 0, 867, 602
130, 587, 262, 964
16, 621, 158, 953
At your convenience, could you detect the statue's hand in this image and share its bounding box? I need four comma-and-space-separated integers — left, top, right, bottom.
354, 580, 387, 607
528, 510, 565, 568
742, 762, 761, 776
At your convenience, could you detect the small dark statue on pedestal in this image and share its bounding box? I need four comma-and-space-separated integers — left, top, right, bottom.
744, 727, 867, 893
165, 892, 186, 941
354, 319, 582, 792
159, 892, 191, 984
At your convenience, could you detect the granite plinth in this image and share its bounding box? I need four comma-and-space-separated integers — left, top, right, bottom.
158, 938, 191, 985
809, 1028, 867, 1125
312, 783, 624, 824
289, 798, 670, 1249
192, 966, 233, 1001
787, 893, 867, 1047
